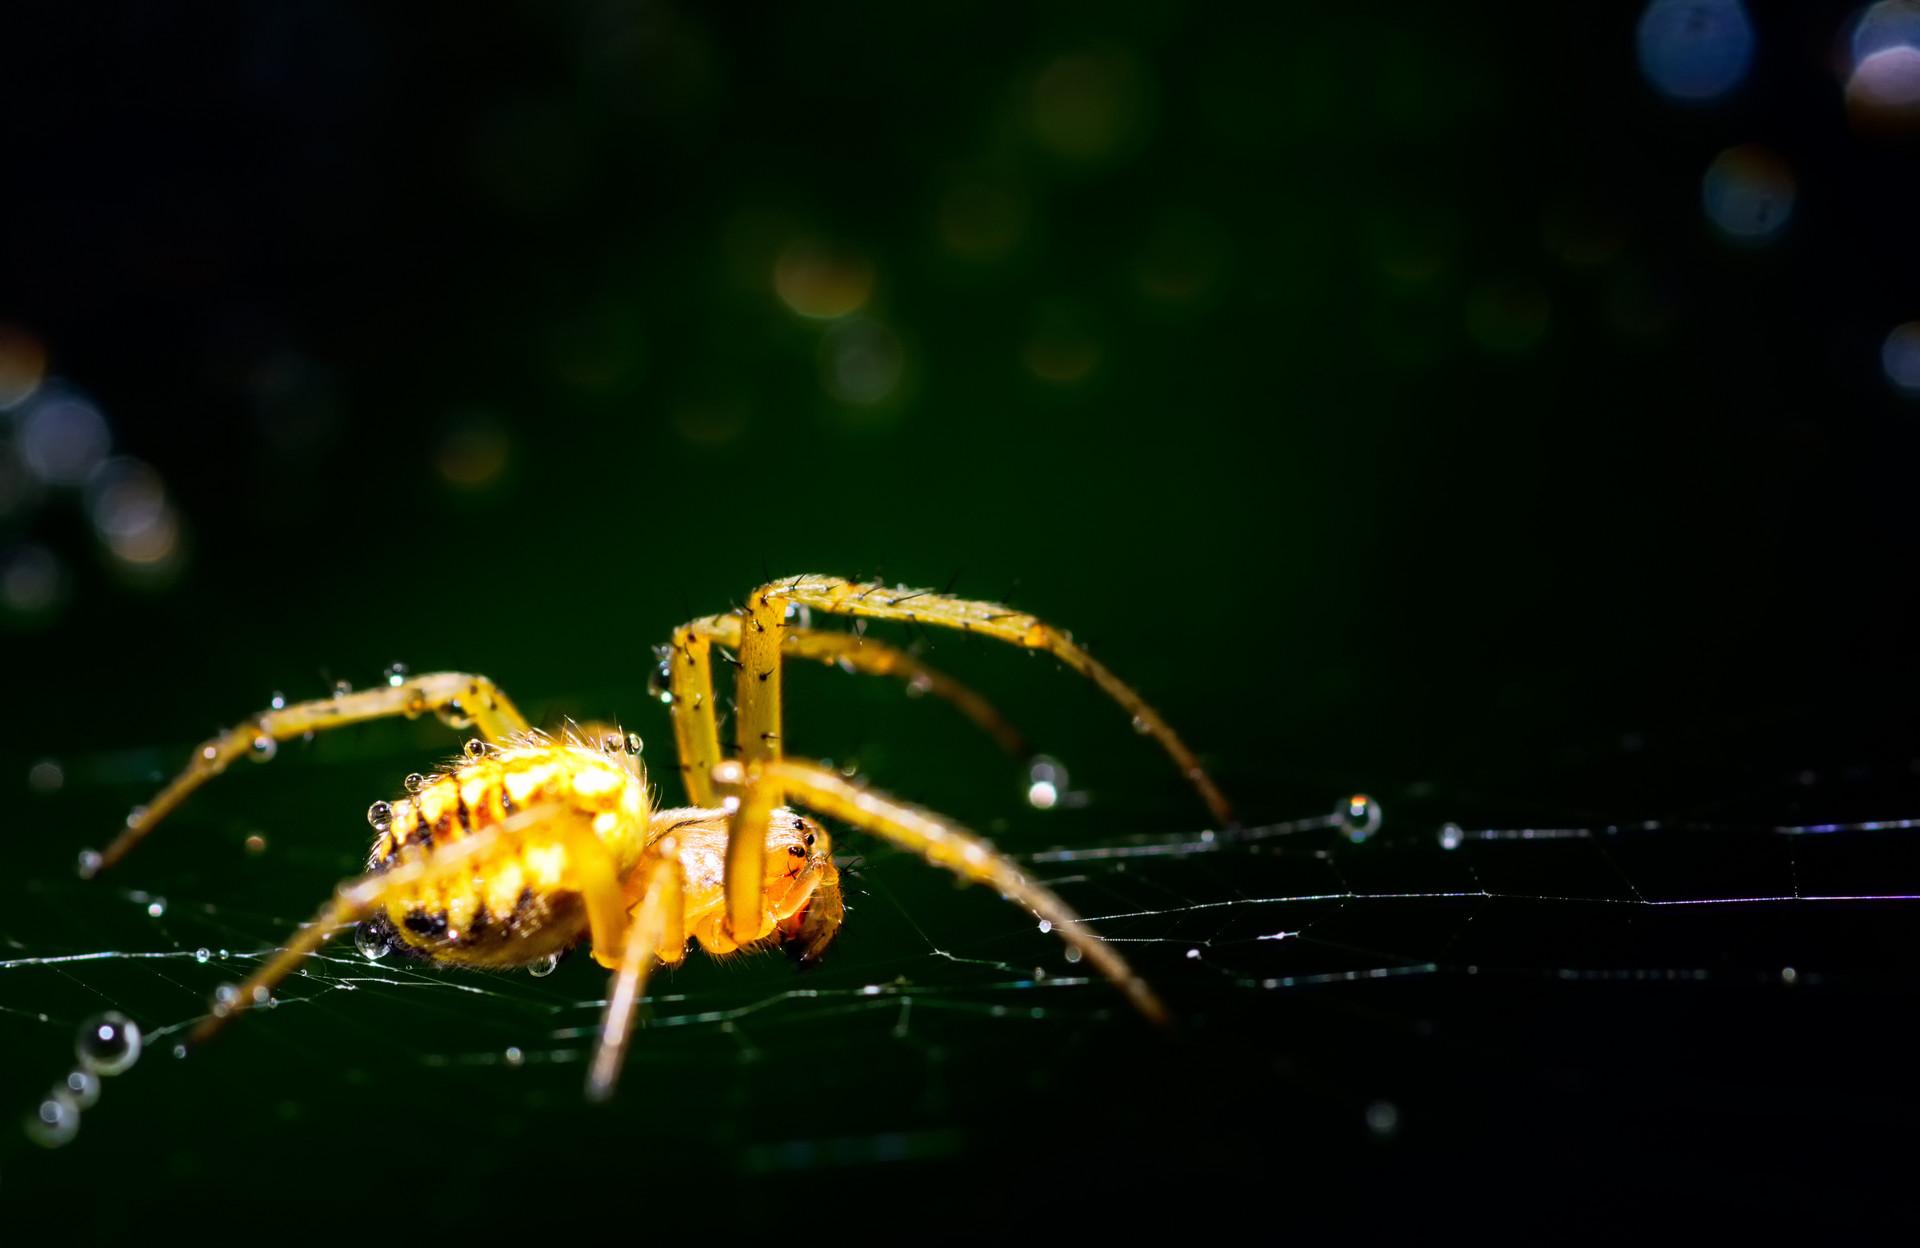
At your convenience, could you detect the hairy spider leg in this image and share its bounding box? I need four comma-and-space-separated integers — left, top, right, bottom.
713, 758, 1168, 1025
189, 803, 630, 1047
588, 851, 685, 1102
667, 618, 1032, 806
729, 577, 1234, 824
703, 575, 1235, 939
97, 673, 531, 872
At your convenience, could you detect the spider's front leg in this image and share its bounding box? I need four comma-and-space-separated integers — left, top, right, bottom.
94, 672, 530, 872
665, 616, 1033, 807
711, 758, 1167, 1024
731, 576, 1236, 827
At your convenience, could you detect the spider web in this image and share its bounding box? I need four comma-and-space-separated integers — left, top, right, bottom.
2, 707, 1918, 1234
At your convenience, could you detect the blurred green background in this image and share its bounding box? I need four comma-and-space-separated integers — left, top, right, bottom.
4, 1, 1920, 1236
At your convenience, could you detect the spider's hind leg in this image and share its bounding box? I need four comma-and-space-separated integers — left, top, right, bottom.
712, 757, 1167, 1024
96, 672, 531, 872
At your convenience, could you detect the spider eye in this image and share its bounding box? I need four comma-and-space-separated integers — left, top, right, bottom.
803, 831, 815, 847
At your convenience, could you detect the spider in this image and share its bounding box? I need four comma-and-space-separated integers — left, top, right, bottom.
87, 575, 1236, 1100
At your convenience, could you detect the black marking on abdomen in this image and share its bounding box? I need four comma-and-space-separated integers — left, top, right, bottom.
403, 909, 449, 939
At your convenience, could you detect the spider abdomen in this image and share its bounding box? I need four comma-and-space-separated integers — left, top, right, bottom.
365, 742, 646, 967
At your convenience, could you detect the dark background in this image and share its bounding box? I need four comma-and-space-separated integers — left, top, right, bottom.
3, 2, 1918, 1237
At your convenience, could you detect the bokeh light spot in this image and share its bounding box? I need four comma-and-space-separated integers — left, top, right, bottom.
0, 325, 48, 410
821, 318, 906, 408
936, 180, 1029, 261
1847, 45, 1920, 126
1700, 144, 1795, 243
1466, 282, 1552, 354
1135, 213, 1228, 306
1882, 321, 1920, 395
1024, 303, 1101, 384
436, 417, 512, 491
1, 543, 65, 619
1851, 1, 1920, 63
773, 239, 875, 320
85, 458, 183, 575
19, 388, 111, 487
1636, 0, 1755, 102
1031, 49, 1150, 162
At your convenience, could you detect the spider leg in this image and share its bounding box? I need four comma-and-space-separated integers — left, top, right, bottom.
186, 817, 516, 1045
666, 616, 1031, 806
189, 803, 632, 1049
586, 852, 684, 1102
97, 672, 531, 872
712, 758, 1167, 1024
729, 576, 1235, 828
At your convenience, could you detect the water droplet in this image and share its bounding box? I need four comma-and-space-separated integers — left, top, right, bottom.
75, 848, 102, 880
194, 947, 210, 963
1365, 1099, 1400, 1138
1063, 946, 1083, 964
250, 985, 272, 1005
63, 1069, 101, 1110
145, 897, 166, 918
244, 833, 267, 855
384, 662, 409, 687
905, 673, 934, 698
1037, 919, 1053, 934
435, 699, 473, 730
125, 805, 147, 828
1185, 947, 1201, 960
200, 743, 220, 762
1781, 966, 1799, 986
24, 1090, 80, 1148
403, 773, 427, 794
171, 1044, 187, 1060
782, 602, 813, 628
332, 679, 353, 697
211, 984, 239, 1017
355, 923, 392, 961
647, 659, 675, 705
528, 952, 560, 978
1130, 714, 1152, 734
1026, 755, 1068, 810
367, 801, 393, 832
269, 691, 287, 710
463, 738, 488, 759
248, 733, 278, 763
1438, 822, 1464, 851
75, 1011, 142, 1076
1339, 794, 1382, 843
503, 1046, 525, 1067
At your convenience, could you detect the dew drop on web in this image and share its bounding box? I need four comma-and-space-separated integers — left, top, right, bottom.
74, 1011, 142, 1076
355, 923, 392, 961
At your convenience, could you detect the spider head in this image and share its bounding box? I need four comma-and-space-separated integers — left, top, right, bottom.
773, 815, 843, 969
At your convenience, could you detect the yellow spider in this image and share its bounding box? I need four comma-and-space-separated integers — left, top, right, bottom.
87, 575, 1235, 1100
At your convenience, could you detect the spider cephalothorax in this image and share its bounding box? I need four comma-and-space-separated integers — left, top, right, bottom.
88, 575, 1233, 1100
